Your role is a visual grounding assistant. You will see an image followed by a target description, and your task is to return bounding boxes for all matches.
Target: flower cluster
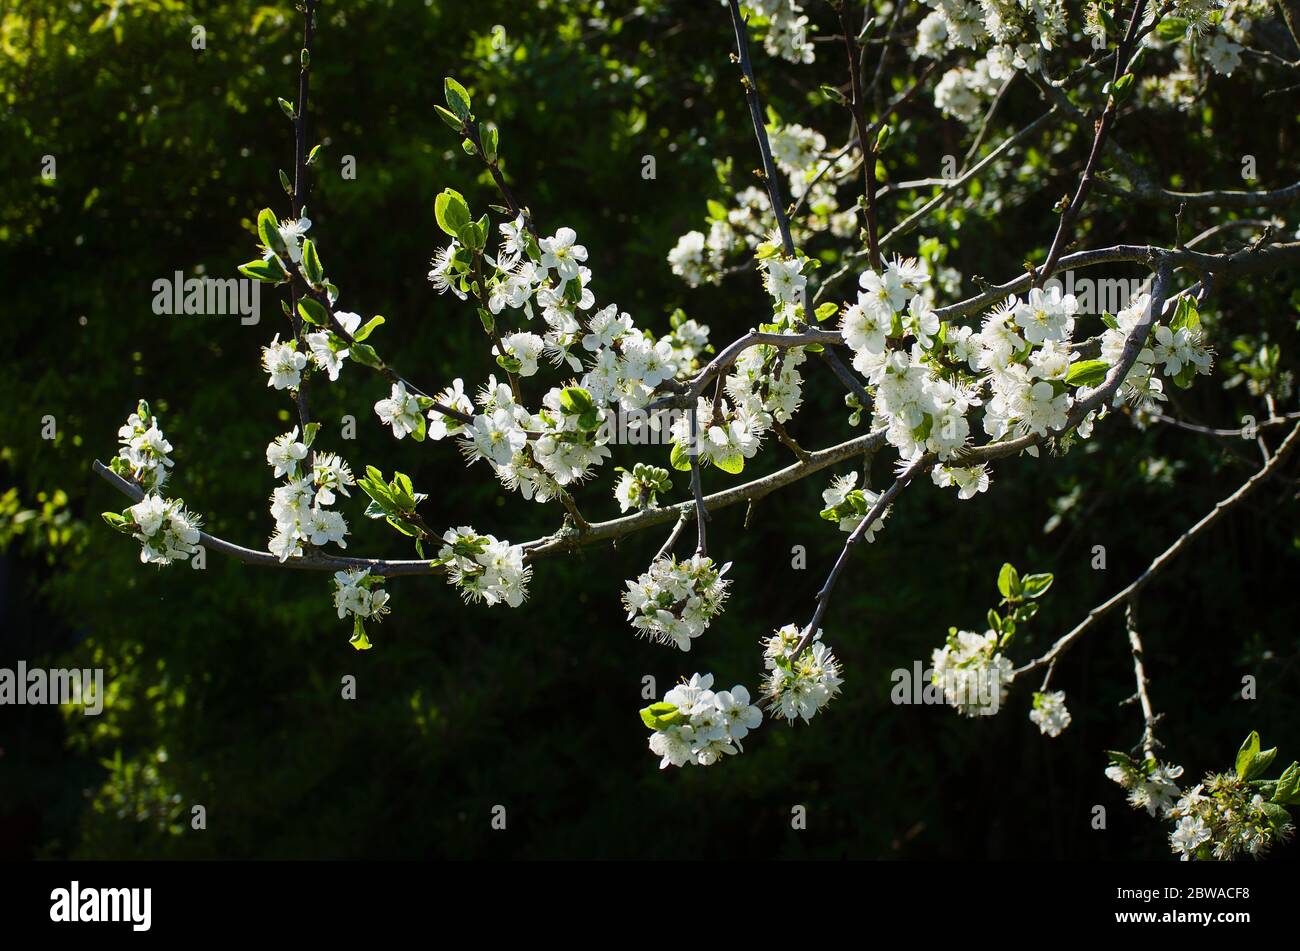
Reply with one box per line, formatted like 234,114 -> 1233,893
640,673 -> 763,768
264,425 -> 354,562
114,401 -> 174,492
1108,734 -> 1300,861
1168,773 -> 1295,861
726,342 -> 807,423
724,0 -> 816,64
436,526 -> 532,607
1029,690 -> 1071,737
623,554 -> 732,651
762,625 -> 844,723
104,404 -> 203,566
262,309 -> 368,390
820,472 -> 888,540
670,396 -> 770,475
332,568 -> 391,650
613,463 -> 673,513
930,628 -> 1014,716
668,123 -> 856,287
419,217 -> 715,507
919,1 -> 1065,121
1106,754 -> 1186,817
118,493 -> 203,566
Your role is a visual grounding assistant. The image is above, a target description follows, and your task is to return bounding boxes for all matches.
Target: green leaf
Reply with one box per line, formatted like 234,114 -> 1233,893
301,239 -> 324,286
1171,295 -> 1200,333
434,188 -> 472,240
1236,731 -> 1262,780
814,302 -> 839,323
639,702 -> 681,730
479,122 -> 499,163
1273,762 -> 1300,804
306,144 -> 323,166
352,315 -> 385,342
238,258 -> 288,283
390,472 -> 416,509
444,77 -> 472,120
277,97 -> 296,120
1020,572 -> 1054,599
257,208 -> 287,257
434,105 -> 463,131
559,386 -> 594,415
996,563 -> 1020,600
1247,746 -> 1278,781
386,515 -> 417,536
302,422 -> 321,447
348,343 -> 382,369
1065,359 -> 1109,388
101,512 -> 130,531
669,441 -> 693,472
1155,17 -> 1188,40
712,451 -> 744,475
349,618 -> 373,651
706,199 -> 728,221
279,168 -> 293,196
297,298 -> 329,327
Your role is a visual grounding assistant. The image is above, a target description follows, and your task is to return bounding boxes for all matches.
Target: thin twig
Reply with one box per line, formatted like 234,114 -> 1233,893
1017,420 -> 1300,676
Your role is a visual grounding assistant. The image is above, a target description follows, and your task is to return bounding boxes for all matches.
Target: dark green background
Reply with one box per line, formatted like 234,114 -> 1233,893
1,0 -> 1297,859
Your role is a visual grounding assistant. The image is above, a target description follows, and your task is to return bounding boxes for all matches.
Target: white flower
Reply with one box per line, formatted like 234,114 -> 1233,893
428,242 -> 467,299
931,463 -> 991,499
500,331 -> 546,377
904,294 -> 939,347
467,408 -> 528,466
1151,324 -> 1213,377
428,379 -> 474,440
582,304 -> 634,352
374,381 -> 424,440
840,301 -> 889,355
1171,815 -> 1211,860
262,335 -> 308,390
714,686 -> 762,741
126,493 -> 202,566
648,724 -> 697,769
859,267 -> 909,315
539,226 -> 588,285
305,311 -> 362,381
266,427 -> 309,478
1013,286 -> 1077,344
1029,690 -> 1072,737
116,408 -> 175,491
276,217 -> 311,263
497,214 -> 528,267
643,672 -> 762,768
668,231 -> 708,287
762,625 -> 844,723
762,256 -> 807,306
438,526 -> 532,607
623,555 -> 732,651
931,629 -> 1014,716
1204,33 -> 1242,76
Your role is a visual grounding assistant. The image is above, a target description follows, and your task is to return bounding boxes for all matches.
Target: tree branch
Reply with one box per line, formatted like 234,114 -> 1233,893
1016,419 -> 1300,676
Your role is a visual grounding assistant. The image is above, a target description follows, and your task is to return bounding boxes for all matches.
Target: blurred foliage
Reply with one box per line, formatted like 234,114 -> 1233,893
0,0 -> 1297,860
